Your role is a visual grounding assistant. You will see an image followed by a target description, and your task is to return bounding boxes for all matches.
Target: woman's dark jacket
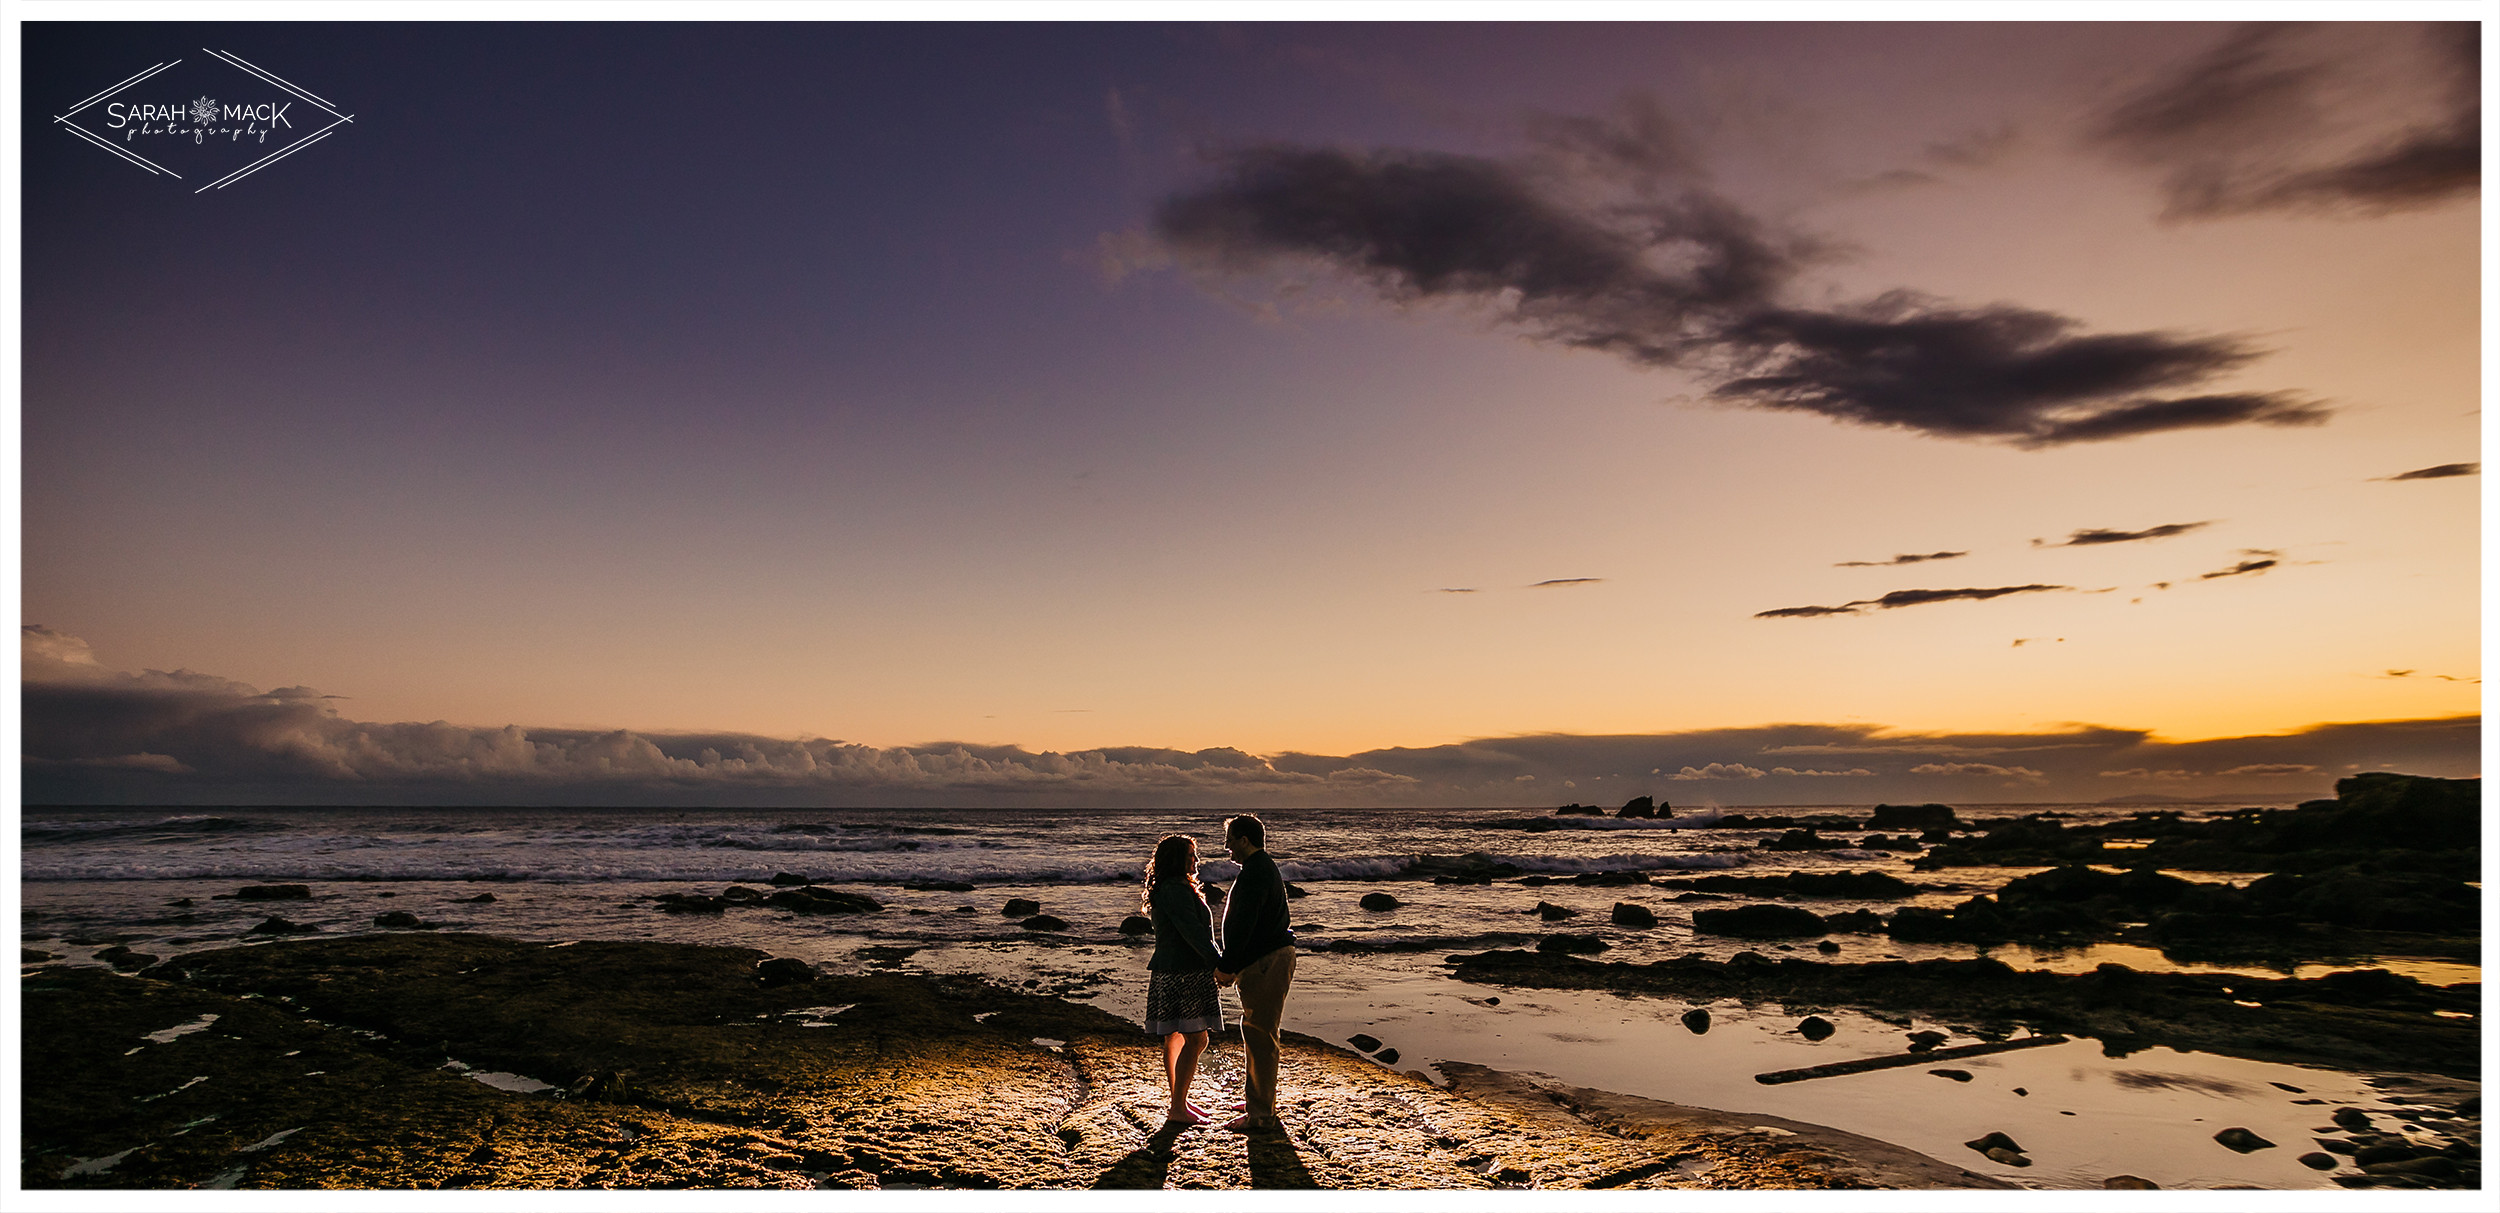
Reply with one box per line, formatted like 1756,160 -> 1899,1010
1146,878 -> 1222,972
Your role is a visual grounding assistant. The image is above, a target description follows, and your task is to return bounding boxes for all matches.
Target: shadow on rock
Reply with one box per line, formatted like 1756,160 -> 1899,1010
1090,1122 -> 1185,1189
1246,1126 -> 1319,1189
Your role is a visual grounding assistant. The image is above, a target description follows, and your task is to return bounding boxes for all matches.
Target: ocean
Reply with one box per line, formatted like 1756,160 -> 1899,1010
19,801 -> 2476,1191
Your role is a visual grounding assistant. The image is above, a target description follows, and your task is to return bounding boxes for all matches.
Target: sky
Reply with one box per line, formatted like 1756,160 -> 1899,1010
14,13 -> 2485,807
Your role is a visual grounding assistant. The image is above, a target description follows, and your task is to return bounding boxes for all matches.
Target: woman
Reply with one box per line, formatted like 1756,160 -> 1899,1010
1141,833 -> 1225,1127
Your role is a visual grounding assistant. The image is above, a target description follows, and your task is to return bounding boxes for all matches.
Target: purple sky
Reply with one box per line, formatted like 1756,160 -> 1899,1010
19,18 -> 2482,806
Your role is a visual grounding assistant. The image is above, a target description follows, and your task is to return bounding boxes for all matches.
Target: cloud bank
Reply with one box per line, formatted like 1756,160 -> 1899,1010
21,629 -> 2474,808
2037,522 -> 2211,547
1835,551 -> 1967,568
1151,105 -> 2325,448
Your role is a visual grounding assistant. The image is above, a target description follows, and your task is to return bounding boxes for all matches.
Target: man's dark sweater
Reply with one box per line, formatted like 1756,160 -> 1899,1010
1218,849 -> 1294,972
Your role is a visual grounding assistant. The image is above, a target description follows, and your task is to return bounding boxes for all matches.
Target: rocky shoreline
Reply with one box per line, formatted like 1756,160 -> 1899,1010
22,933 -> 2007,1190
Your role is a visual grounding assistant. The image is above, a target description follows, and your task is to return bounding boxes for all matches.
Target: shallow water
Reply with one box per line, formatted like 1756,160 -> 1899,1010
20,802 -> 2479,1191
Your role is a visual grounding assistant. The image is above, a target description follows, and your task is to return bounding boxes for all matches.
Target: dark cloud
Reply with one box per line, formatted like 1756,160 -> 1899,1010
25,631 -> 2478,808
2037,521 -> 2211,547
1153,118 -> 2322,448
2090,23 -> 2480,219
1438,587 -> 1479,594
1835,551 -> 1967,568
1756,584 -> 2070,618
1530,577 -> 1603,588
2383,461 -> 2479,481
2200,558 -> 2278,580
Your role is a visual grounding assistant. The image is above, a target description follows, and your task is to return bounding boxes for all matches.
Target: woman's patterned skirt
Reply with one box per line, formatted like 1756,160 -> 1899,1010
1142,969 -> 1224,1035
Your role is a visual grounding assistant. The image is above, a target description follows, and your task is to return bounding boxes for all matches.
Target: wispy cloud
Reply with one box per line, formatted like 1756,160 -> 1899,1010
2381,461 -> 2479,481
1912,762 -> 2047,781
1835,550 -> 1967,568
2200,558 -> 2278,580
1755,584 -> 2070,619
1529,578 -> 1603,588
2088,23 -> 2479,220
2036,521 -> 2211,547
1152,99 -> 2324,448
1669,762 -> 1766,780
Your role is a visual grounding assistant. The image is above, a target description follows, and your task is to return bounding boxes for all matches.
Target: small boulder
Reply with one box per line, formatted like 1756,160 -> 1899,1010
22,948 -> 59,963
766,887 -> 883,915
1609,902 -> 1657,927
1930,1069 -> 1974,1082
655,893 -> 727,914
228,884 -> 312,901
903,879 -> 974,892
455,892 -> 496,904
2213,1127 -> 2277,1153
1359,892 -> 1400,911
1680,1007 -> 1710,1034
2298,1153 -> 2339,1171
1518,876 -> 1552,888
2103,1176 -> 2159,1189
1907,1030 -> 1949,1052
1797,1016 -> 1835,1041
373,911 -> 423,928
1375,1047 -> 1399,1065
1815,940 -> 1840,954
1020,914 -> 1068,931
1118,915 -> 1154,935
768,872 -> 812,887
95,946 -> 157,971
1002,898 -> 1042,917
247,915 -> 313,934
1348,1034 -> 1382,1052
754,957 -> 817,986
1965,1131 -> 2025,1156
1285,883 -> 1309,899
1533,901 -> 1578,921
2331,1107 -> 2374,1131
1984,1147 -> 2031,1167
720,886 -> 764,904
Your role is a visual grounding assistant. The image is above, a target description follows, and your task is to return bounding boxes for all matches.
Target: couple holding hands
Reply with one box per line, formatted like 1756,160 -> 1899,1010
1140,814 -> 1295,1134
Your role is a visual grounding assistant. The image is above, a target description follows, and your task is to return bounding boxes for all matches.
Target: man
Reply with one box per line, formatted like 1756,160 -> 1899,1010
1213,813 -> 1294,1133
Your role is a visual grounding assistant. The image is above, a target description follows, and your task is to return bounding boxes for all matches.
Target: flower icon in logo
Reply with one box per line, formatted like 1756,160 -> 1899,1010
189,96 -> 219,127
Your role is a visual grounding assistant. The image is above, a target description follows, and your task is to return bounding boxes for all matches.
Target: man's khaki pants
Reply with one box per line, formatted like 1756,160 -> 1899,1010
1234,946 -> 1296,1119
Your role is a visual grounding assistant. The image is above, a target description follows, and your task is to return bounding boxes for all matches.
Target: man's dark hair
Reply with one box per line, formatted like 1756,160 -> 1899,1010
1224,814 -> 1265,848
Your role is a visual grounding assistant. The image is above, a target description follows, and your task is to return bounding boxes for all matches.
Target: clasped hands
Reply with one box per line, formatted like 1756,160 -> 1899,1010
1214,970 -> 1237,987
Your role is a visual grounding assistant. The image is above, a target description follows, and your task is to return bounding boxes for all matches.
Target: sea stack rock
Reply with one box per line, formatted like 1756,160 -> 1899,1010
1617,796 -> 1657,819
1001,898 -> 1042,917
1610,902 -> 1657,927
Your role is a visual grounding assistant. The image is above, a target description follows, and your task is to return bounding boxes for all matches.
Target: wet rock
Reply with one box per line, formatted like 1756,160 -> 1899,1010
1929,1069 -> 1974,1082
1815,940 -> 1840,954
2103,1175 -> 2159,1189
902,880 -> 974,892
1536,934 -> 1606,954
768,873 -> 812,887
1000,898 -> 1042,918
1726,950 -> 1775,970
1983,1147 -> 2030,1166
1758,829 -> 1841,852
2213,1127 -> 2276,1153
2271,1081 -> 2306,1093
1653,871 -> 1923,900
2332,1107 -> 2374,1131
2298,1152 -> 2339,1170
1285,883 -> 1308,899
765,888 -> 883,915
1868,803 -> 1962,831
1533,901 -> 1578,921
1819,909 -> 1885,933
454,893 -> 496,904
95,946 -> 157,971
247,916 -> 313,935
754,957 -> 816,987
2012,1088 -> 2027,1096
166,898 -> 195,908
1348,1034 -> 1382,1052
720,886 -> 764,904
1964,1131 -> 2025,1156
1906,1030 -> 1948,1052
655,894 -> 727,914
1680,1007 -> 1710,1034
2315,1138 -> 2358,1156
2363,1155 -> 2459,1179
1796,1016 -> 1835,1041
1360,893 -> 1401,912
1118,915 -> 1153,935
1519,876 -> 1552,888
1375,1047 -> 1399,1065
1018,915 -> 1068,932
22,948 -> 59,963
373,912 -> 423,928
1691,904 -> 1827,938
1610,903 -> 1656,927
2353,1141 -> 2423,1166
224,884 -> 312,901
